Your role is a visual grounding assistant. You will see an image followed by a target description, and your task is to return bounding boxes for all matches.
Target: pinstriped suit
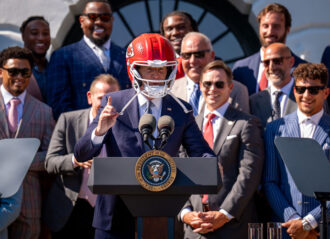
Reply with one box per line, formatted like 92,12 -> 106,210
263,111 -> 330,238
0,91 -> 55,238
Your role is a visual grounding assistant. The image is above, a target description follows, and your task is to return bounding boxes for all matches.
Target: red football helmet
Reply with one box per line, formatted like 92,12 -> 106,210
126,33 -> 177,98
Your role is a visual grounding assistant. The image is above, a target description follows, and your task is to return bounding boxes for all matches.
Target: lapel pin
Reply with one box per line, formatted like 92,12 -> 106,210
167,107 -> 172,111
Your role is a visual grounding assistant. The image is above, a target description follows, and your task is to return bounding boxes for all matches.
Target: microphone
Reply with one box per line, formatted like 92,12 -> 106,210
138,114 -> 156,150
157,115 -> 175,150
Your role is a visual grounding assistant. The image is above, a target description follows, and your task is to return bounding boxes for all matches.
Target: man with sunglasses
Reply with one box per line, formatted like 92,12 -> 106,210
47,0 -> 131,120
232,3 -> 306,96
263,63 -> 330,239
0,46 -> 54,239
171,32 -> 250,116
180,60 -> 264,239
250,43 -> 298,128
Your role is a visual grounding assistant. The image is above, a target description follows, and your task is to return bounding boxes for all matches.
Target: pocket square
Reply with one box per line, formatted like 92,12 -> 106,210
226,135 -> 237,140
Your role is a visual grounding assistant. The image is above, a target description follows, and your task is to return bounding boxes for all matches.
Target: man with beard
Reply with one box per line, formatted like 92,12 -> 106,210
250,43 -> 297,128
20,16 -> 51,101
47,0 -> 131,119
232,3 -> 306,95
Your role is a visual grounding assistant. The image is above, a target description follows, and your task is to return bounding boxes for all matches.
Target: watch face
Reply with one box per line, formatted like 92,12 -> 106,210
303,220 -> 312,231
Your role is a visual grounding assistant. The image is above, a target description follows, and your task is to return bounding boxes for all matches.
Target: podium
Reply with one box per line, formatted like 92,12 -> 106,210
88,156 -> 221,238
275,137 -> 330,239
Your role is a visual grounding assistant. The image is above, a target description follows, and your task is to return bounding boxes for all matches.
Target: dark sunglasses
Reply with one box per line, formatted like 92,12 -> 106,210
294,85 -> 326,95
81,13 -> 112,22
1,67 -> 32,78
202,81 -> 225,89
181,49 -> 210,60
262,56 -> 291,67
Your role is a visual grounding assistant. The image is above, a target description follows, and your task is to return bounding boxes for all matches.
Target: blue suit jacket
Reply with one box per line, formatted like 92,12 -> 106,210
46,39 -> 131,119
263,112 -> 330,237
321,46 -> 330,106
232,51 -> 306,95
74,88 -> 215,236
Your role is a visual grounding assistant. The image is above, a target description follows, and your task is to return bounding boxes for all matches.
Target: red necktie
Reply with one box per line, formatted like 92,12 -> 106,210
203,113 -> 216,149
259,70 -> 268,91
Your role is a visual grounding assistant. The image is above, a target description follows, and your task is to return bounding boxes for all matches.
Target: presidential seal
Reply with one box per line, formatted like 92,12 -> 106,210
135,150 -> 176,192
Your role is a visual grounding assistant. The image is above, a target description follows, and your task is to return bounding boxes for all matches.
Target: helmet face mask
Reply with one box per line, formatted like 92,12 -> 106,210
126,34 -> 178,98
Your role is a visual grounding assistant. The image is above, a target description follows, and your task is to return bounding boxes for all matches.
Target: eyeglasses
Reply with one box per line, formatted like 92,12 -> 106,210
262,56 -> 291,67
1,67 -> 32,78
294,85 -> 326,95
81,13 -> 112,22
181,49 -> 210,60
202,81 -> 225,89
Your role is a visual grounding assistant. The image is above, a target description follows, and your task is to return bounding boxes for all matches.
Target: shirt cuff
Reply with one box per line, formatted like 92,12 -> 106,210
91,128 -> 105,145
181,207 -> 192,221
304,214 -> 318,229
219,209 -> 234,220
72,155 -> 79,168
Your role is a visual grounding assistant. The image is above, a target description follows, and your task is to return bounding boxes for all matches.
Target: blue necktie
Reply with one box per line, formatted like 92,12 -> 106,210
190,83 -> 201,116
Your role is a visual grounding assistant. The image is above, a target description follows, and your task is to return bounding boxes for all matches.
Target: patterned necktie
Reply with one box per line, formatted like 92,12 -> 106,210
190,83 -> 201,116
259,70 -> 268,91
272,91 -> 283,120
96,46 -> 109,71
203,113 -> 216,149
8,98 -> 21,133
144,100 -> 154,150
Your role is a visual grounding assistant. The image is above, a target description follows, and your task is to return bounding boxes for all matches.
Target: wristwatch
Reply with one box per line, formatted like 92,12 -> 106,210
302,218 -> 313,231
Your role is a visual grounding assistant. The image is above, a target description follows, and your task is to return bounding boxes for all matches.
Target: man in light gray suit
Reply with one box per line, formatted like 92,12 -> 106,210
171,32 -> 250,115
250,43 -> 297,128
44,74 -> 119,238
180,60 -> 264,238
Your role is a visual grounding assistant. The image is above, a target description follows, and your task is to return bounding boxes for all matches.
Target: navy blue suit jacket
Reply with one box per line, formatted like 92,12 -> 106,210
46,39 -> 131,119
321,45 -> 330,106
74,88 -> 215,236
263,112 -> 330,238
232,51 -> 306,95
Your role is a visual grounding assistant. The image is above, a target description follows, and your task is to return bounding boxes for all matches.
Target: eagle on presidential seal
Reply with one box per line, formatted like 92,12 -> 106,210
147,162 -> 166,182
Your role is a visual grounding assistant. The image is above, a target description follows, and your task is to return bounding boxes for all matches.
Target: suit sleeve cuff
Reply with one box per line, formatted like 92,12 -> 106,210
304,214 -> 318,229
91,129 -> 105,145
219,209 -> 234,220
287,214 -> 301,221
181,207 -> 192,221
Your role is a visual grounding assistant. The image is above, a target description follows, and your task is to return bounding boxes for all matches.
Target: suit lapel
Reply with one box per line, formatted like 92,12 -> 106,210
284,113 -> 300,138
78,108 -> 90,135
79,40 -> 104,72
284,87 -> 297,115
0,92 -> 10,138
262,88 -> 273,123
213,106 -> 236,155
16,94 -> 36,138
313,114 -> 330,146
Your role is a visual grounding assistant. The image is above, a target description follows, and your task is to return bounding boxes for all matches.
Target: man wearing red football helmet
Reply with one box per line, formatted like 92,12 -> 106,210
74,33 -> 215,239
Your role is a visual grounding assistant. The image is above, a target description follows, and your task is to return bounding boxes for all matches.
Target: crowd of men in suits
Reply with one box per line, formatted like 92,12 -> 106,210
0,0 -> 329,239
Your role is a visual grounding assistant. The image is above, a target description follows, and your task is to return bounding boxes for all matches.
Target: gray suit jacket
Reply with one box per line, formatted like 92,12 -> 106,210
181,106 -> 264,239
171,76 -> 250,114
249,87 -> 297,128
44,108 -> 90,232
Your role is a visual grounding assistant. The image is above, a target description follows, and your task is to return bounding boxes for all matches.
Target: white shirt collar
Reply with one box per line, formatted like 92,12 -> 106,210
260,48 -> 265,61
83,35 -> 111,51
270,77 -> 294,96
186,75 -> 198,88
137,93 -> 162,109
297,108 -> 324,125
204,101 -> 230,119
1,85 -> 26,105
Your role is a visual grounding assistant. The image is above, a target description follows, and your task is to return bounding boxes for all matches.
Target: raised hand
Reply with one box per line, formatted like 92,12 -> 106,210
95,96 -> 119,136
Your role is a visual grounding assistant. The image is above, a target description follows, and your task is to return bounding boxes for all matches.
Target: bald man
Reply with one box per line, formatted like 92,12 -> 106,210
250,43 -> 297,128
171,32 -> 250,115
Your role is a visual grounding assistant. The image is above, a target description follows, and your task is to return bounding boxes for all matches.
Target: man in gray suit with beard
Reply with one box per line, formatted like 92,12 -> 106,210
44,74 -> 119,238
180,60 -> 264,238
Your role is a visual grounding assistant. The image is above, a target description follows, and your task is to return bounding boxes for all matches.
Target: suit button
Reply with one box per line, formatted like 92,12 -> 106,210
82,82 -> 86,87
297,201 -> 302,205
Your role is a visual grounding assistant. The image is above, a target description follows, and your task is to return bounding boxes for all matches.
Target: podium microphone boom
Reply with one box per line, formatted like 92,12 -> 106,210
158,115 -> 175,150
138,114 -> 156,145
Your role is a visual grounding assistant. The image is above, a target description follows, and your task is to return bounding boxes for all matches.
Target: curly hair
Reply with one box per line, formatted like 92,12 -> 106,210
0,46 -> 33,68
293,63 -> 328,86
160,11 -> 198,35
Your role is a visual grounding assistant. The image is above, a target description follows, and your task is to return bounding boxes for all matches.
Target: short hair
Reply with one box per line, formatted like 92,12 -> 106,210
181,32 -> 213,52
20,16 -> 49,34
257,3 -> 291,29
90,73 -> 120,92
0,46 -> 33,68
160,11 -> 198,35
83,0 -> 112,13
201,60 -> 233,85
293,63 -> 328,86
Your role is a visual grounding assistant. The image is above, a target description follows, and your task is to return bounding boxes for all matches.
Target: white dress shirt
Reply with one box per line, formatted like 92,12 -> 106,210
83,35 -> 111,68
1,85 -> 26,125
270,78 -> 294,117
